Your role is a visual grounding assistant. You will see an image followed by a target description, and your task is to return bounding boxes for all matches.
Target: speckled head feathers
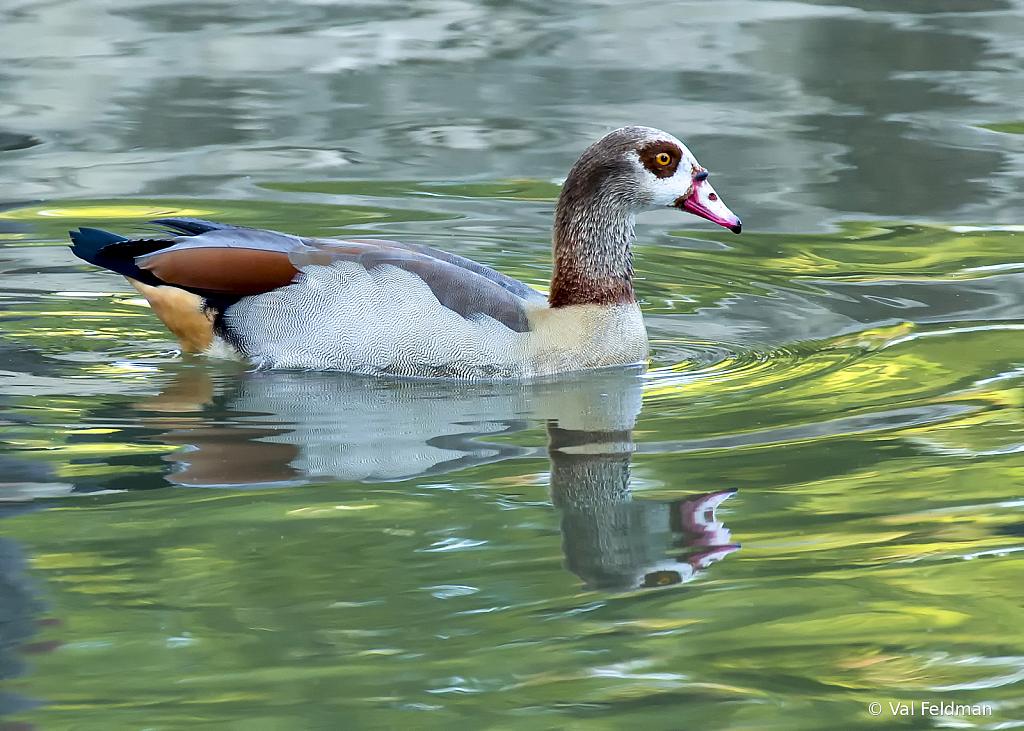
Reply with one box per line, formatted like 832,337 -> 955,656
550,127 -> 701,308
560,127 -> 702,210
549,127 -> 740,308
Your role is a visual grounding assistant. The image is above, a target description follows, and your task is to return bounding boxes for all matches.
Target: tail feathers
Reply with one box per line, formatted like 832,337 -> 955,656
68,227 -> 128,260
68,227 -> 166,286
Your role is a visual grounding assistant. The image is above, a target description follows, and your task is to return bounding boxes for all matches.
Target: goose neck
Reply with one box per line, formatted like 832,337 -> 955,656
548,194 -> 636,308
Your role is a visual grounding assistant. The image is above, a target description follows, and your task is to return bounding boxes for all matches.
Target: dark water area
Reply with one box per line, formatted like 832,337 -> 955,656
2,1 -> 1024,729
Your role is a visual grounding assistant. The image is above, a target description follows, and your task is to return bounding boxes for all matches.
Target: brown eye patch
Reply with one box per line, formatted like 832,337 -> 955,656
638,141 -> 681,179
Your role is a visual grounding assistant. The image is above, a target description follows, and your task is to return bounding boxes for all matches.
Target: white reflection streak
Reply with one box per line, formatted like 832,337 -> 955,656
881,324 -> 1024,351
417,538 -> 487,552
932,668 -> 1024,692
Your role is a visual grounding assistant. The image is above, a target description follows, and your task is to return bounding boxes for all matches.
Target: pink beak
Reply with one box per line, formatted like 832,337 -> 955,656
677,178 -> 742,233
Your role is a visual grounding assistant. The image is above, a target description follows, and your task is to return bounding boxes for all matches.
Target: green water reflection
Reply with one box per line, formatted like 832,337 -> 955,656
5,0 -> 1024,725
1,194 -> 1024,729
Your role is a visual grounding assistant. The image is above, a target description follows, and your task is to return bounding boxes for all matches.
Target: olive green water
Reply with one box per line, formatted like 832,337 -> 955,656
3,1 -> 1024,729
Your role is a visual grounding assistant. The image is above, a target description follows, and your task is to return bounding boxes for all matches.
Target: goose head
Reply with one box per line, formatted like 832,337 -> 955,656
550,126 -> 741,308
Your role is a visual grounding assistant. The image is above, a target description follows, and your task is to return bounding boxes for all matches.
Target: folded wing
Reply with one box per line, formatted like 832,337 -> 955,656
72,217 -> 544,333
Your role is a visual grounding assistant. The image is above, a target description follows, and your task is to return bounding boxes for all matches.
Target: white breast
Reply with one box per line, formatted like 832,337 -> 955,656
524,301 -> 649,375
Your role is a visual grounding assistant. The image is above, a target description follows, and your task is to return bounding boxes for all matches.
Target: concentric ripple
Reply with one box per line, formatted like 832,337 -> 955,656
644,335 -> 867,406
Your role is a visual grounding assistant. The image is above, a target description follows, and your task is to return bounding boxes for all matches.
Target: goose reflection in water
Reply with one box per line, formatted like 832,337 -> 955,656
134,366 -> 739,591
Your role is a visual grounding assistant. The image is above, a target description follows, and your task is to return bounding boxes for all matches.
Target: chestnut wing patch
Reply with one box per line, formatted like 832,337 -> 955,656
135,227 -> 310,296
139,247 -> 300,296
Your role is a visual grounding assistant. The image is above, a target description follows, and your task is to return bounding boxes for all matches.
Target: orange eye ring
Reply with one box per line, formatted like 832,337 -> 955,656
654,152 -> 672,166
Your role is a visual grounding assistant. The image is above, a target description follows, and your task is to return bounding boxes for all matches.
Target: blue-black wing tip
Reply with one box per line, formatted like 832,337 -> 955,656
150,217 -> 243,235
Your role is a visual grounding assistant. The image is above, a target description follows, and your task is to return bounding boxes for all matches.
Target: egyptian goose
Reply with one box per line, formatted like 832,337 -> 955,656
69,126 -> 741,378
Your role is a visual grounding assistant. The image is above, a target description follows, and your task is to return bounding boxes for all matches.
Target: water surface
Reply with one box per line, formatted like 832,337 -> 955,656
2,1 -> 1024,729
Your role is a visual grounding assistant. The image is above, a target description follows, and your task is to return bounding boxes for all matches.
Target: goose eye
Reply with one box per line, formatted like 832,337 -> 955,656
655,152 -> 672,166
